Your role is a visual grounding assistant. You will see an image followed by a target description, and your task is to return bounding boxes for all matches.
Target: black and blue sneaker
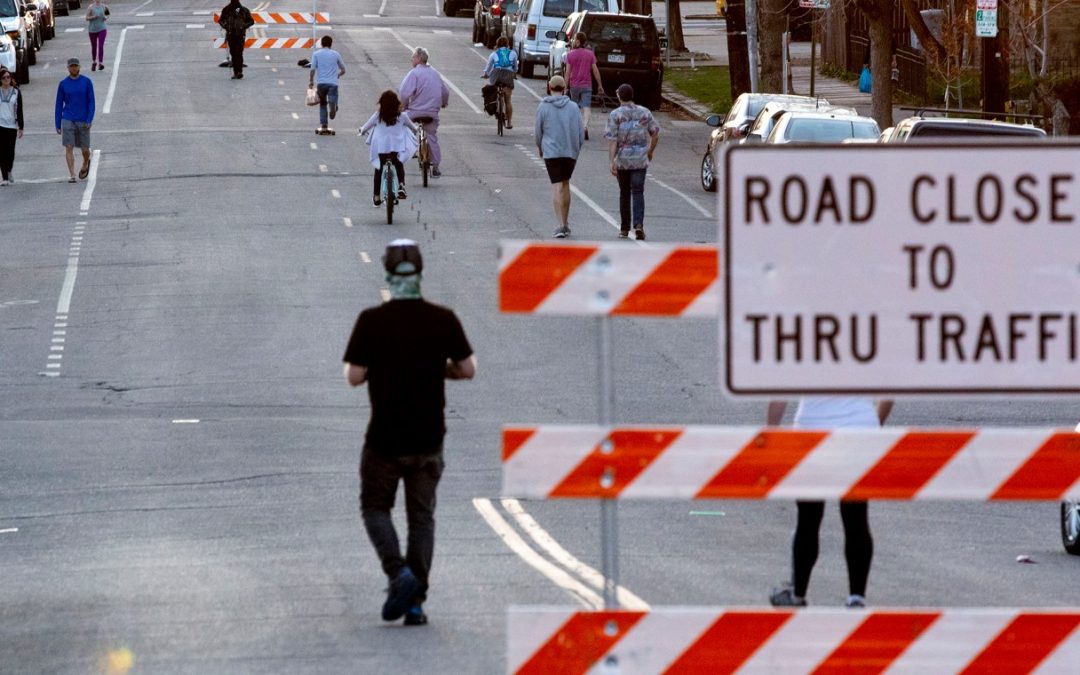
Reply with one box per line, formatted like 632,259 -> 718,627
382,567 -> 420,622
403,604 -> 427,626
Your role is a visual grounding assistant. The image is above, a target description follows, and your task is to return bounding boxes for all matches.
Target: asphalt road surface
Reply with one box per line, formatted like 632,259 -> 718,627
2,1 -> 1078,673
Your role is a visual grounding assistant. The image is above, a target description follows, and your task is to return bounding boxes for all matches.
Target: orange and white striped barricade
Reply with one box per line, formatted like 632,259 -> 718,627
498,240 -> 719,317
508,607 -> 1080,674
501,425 -> 1080,501
213,37 -> 317,49
213,12 -> 330,23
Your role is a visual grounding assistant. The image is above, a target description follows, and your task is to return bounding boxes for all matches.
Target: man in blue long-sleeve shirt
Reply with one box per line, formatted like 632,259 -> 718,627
55,57 -> 95,183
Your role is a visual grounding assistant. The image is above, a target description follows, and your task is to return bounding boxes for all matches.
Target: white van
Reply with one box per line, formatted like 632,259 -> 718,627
511,0 -> 618,79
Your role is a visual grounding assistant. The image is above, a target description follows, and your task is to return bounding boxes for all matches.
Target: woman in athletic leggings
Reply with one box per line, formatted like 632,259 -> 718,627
768,397 -> 893,608
85,1 -> 109,72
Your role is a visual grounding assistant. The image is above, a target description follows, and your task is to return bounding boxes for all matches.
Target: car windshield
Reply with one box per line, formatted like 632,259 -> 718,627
786,118 -> 879,142
0,0 -> 18,17
589,20 -> 650,44
543,0 -> 575,17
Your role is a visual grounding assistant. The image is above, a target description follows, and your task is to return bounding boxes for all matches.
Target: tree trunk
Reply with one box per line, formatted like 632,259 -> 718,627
901,0 -> 946,66
757,0 -> 786,92
668,0 -> 686,52
853,0 -> 895,129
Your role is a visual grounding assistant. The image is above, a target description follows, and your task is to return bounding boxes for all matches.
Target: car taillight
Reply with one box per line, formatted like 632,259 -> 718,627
492,4 -> 502,16
527,24 -> 536,40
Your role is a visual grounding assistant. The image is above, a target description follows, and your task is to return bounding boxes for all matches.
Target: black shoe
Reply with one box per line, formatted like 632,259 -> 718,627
382,568 -> 420,622
373,196 -> 382,207
98,63 -> 105,71
330,105 -> 337,120
397,188 -> 407,200
403,604 -> 428,626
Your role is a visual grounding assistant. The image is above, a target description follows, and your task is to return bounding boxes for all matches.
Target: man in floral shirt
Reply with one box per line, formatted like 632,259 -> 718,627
604,83 -> 660,240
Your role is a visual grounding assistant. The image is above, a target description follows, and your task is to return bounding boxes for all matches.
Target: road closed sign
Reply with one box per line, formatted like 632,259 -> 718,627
722,142 -> 1080,396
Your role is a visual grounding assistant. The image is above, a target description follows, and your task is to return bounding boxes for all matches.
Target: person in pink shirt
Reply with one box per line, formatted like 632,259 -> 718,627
399,47 -> 450,177
563,32 -> 604,140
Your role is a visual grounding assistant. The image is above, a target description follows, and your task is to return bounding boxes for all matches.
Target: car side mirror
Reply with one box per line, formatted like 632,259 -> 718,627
556,31 -> 567,42
743,133 -> 763,144
738,121 -> 752,136
705,114 -> 722,127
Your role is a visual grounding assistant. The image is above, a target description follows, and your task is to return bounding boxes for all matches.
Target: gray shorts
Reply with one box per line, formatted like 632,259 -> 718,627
490,67 -> 515,89
61,119 -> 91,149
569,87 -> 592,107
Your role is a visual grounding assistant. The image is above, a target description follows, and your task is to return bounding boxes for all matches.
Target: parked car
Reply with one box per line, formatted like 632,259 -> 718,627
475,0 -> 518,48
0,32 -> 15,74
1063,500 -> 1080,555
743,101 -> 854,144
883,115 -> 1047,141
548,11 -> 663,109
443,0 -> 472,16
53,0 -> 78,16
20,0 -> 41,54
765,110 -> 881,144
34,0 -> 51,41
700,94 -> 829,192
512,0 -> 617,79
0,0 -> 32,82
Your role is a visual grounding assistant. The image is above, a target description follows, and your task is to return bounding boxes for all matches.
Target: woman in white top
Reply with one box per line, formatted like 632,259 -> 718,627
767,396 -> 894,609
0,69 -> 24,185
360,90 -> 418,207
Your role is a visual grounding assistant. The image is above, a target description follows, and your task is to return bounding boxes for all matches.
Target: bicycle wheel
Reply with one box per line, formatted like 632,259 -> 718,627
420,136 -> 429,188
496,104 -> 504,136
385,163 -> 395,225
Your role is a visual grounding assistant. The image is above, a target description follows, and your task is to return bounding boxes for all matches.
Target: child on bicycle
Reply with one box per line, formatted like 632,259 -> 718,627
481,37 -> 517,129
360,89 -> 418,206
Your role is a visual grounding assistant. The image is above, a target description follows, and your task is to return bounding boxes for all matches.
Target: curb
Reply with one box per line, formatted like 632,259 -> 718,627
661,85 -> 712,120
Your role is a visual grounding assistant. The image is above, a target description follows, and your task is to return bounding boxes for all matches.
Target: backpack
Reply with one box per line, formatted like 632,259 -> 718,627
494,48 -> 513,70
481,84 -> 498,116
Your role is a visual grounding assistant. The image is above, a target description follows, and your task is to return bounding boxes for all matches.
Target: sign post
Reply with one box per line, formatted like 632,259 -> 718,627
722,143 -> 1080,396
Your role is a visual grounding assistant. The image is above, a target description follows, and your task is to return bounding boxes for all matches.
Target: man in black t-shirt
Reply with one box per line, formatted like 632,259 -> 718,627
343,239 -> 475,626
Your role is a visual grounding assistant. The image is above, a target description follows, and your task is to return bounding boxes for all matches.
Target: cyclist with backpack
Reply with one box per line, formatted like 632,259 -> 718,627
481,37 -> 517,129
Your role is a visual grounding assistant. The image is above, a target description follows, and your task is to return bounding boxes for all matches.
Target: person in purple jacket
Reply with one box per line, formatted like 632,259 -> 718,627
55,58 -> 96,184
399,47 -> 449,178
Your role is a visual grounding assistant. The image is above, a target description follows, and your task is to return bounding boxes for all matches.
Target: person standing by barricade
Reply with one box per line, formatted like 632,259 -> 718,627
55,58 -> 95,184
767,397 -> 894,609
84,0 -> 109,72
343,239 -> 476,627
399,47 -> 449,178
605,83 -> 659,241
534,75 -> 583,239
0,68 -> 24,185
563,32 -> 603,140
218,0 -> 254,80
309,35 -> 346,134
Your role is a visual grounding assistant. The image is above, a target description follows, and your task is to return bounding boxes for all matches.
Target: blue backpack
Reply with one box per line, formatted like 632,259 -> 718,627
495,48 -> 513,70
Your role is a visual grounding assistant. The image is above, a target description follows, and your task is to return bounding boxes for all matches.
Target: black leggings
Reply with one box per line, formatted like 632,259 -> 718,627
373,153 -> 405,196
0,127 -> 16,179
791,500 -> 872,597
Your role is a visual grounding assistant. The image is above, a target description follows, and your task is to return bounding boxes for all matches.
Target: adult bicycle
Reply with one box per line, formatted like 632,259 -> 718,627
412,116 -> 432,187
494,83 -> 508,136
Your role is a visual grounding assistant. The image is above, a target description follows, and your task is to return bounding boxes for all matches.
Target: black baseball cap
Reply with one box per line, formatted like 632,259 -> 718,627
383,239 -> 423,276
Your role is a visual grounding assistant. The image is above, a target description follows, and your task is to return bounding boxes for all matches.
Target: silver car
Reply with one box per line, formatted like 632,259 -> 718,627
765,110 -> 881,144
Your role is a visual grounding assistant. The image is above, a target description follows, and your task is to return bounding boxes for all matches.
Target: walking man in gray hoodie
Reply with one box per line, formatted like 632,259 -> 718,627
534,75 -> 584,238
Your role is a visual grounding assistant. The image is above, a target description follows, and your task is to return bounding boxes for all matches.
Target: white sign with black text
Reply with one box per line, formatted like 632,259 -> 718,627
722,143 -> 1080,396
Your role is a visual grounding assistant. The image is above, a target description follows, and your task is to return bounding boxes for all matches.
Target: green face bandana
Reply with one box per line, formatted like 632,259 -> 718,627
386,273 -> 422,300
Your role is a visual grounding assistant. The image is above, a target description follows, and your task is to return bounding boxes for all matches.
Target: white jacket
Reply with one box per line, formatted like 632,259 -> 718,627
360,111 -> 418,169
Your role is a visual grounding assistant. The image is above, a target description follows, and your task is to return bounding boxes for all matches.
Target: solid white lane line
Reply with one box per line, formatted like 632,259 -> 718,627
0,528 -> 17,534
56,257 -> 79,315
131,0 -> 154,13
648,174 -> 712,218
104,26 -> 144,114
378,0 -> 389,15
473,498 -> 603,609
186,24 -> 204,28
79,149 -> 101,212
502,499 -> 650,609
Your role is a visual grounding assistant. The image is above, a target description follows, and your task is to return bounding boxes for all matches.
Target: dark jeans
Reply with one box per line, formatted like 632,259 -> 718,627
316,83 -> 338,127
373,153 -> 405,196
616,168 -> 647,231
0,127 -> 16,179
360,447 -> 444,601
226,33 -> 245,75
791,500 -> 872,597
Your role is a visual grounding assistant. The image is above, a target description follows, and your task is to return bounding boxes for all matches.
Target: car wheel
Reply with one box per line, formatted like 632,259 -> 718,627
27,41 -> 37,66
1062,501 -> 1080,555
57,4 -> 69,16
701,150 -> 716,192
645,88 -> 662,111
521,60 -> 533,79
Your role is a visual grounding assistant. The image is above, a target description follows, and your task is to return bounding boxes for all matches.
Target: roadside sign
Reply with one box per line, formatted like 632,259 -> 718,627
722,143 -> 1080,396
976,8 -> 998,37
799,0 -> 830,7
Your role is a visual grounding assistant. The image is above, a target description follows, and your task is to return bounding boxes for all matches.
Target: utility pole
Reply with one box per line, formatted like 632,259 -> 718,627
978,0 -> 1007,115
726,1 -> 752,99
